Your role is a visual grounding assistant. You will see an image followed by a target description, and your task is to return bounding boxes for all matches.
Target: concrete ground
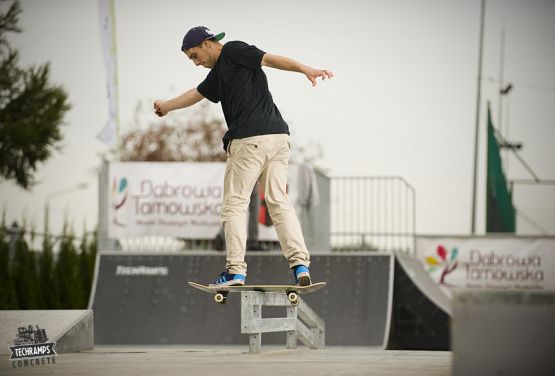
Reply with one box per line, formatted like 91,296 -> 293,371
2,346 -> 452,376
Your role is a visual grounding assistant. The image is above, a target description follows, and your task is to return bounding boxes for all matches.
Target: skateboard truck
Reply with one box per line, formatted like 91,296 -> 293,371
214,292 -> 228,304
214,290 -> 298,306
287,291 -> 299,306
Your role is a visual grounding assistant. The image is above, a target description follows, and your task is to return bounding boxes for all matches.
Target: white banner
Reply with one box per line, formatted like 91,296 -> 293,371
416,236 -> 555,291
108,162 -> 312,240
97,0 -> 118,146
109,162 -> 225,238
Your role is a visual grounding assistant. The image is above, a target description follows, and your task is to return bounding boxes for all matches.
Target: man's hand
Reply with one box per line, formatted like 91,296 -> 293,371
153,89 -> 204,117
153,100 -> 167,117
261,53 -> 333,87
305,68 -> 334,87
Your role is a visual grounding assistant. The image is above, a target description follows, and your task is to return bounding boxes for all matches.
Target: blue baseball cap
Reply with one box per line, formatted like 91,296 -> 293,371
181,26 -> 225,52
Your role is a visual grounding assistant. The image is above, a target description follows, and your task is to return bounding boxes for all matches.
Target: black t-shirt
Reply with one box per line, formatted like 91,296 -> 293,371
197,41 -> 289,150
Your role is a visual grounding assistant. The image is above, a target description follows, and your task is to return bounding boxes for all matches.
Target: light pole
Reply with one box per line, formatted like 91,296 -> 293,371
44,182 -> 89,233
471,0 -> 486,234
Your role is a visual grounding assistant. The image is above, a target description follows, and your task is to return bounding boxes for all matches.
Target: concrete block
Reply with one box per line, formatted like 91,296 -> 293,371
0,310 -> 94,354
452,289 -> 555,376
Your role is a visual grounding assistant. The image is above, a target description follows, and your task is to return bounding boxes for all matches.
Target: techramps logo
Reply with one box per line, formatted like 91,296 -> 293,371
112,177 -> 129,227
8,325 -> 57,369
425,245 -> 459,286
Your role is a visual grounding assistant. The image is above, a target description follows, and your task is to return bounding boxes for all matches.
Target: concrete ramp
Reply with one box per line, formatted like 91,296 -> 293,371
91,252 -> 391,346
396,253 -> 451,315
0,310 -> 93,354
90,252 -> 450,349
385,253 -> 451,350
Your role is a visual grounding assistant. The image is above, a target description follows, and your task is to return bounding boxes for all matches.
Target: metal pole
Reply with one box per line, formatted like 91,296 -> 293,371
498,28 -> 510,174
497,29 -> 505,138
44,202 -> 49,233
44,183 -> 88,235
471,0 -> 486,234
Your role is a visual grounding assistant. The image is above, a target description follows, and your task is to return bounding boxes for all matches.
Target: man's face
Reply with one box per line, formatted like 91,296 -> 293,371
185,41 -> 213,69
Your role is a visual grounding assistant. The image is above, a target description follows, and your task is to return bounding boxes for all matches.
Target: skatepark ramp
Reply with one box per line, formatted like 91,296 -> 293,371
385,253 -> 450,350
90,252 -> 450,349
0,310 -> 94,354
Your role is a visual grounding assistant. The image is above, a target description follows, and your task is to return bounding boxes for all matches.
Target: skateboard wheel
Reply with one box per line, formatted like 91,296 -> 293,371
287,292 -> 299,305
214,293 -> 226,304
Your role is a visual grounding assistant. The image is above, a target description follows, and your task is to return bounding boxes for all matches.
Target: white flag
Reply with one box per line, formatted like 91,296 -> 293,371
97,0 -> 118,147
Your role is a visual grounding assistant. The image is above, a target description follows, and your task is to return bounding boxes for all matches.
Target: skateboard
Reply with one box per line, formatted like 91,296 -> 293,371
188,281 -> 326,306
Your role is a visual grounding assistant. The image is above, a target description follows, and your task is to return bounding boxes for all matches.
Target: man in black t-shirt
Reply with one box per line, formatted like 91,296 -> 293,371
154,26 -> 333,287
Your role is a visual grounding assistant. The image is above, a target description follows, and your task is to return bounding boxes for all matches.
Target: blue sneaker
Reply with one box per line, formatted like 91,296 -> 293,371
209,271 -> 246,287
293,265 -> 311,286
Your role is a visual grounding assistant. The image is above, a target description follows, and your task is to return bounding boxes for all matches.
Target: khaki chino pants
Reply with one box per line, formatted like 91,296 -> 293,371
221,134 -> 310,276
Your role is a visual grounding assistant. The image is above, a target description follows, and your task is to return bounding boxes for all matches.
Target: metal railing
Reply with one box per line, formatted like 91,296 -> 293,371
0,224 -> 89,254
330,176 -> 416,254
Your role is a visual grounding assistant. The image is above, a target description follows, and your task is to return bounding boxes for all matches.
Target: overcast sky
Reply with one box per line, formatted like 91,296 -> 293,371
1,0 -> 554,239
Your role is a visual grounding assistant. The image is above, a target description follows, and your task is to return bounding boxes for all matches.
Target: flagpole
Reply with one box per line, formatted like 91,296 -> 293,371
97,0 -> 119,152
471,0 -> 486,234
111,0 -> 120,151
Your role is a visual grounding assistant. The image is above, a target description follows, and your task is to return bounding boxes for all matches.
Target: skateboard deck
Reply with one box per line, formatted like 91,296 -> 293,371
188,281 -> 326,305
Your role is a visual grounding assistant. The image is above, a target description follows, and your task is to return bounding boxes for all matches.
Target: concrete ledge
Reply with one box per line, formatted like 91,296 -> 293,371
0,310 -> 94,354
452,289 -> 555,376
55,310 -> 94,353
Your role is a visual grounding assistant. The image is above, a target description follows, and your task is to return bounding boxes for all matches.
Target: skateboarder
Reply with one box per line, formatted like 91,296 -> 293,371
153,26 -> 333,287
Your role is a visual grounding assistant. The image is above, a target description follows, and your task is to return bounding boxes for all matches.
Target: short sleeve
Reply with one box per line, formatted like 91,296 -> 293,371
225,41 -> 265,70
197,69 -> 219,103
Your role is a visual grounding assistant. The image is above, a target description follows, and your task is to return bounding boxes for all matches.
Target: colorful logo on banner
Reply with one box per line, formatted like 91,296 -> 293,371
112,177 -> 128,227
425,245 -> 459,285
8,325 -> 57,368
417,237 -> 554,290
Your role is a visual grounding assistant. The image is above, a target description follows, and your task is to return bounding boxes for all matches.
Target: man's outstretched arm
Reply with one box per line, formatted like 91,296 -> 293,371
261,53 -> 333,86
153,88 -> 204,117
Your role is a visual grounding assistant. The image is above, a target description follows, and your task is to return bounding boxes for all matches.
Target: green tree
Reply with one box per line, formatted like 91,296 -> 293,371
55,226 -> 82,308
78,231 -> 94,308
25,238 -> 44,308
87,229 -> 97,284
39,233 -> 59,308
0,215 -> 18,308
12,225 -> 40,308
0,0 -> 71,189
